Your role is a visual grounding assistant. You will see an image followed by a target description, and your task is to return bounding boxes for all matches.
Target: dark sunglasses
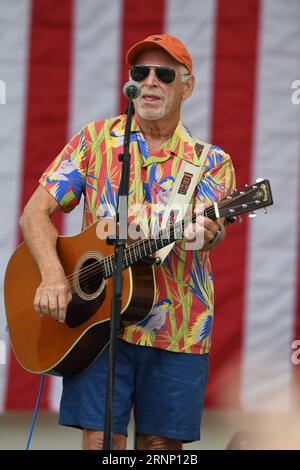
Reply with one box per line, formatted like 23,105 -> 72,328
130,64 -> 189,85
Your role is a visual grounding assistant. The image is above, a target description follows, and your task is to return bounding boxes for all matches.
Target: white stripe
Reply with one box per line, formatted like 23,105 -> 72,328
0,0 -> 31,412
242,0 -> 300,411
49,0 -> 122,410
166,0 -> 217,140
62,0 -> 122,237
48,376 -> 62,412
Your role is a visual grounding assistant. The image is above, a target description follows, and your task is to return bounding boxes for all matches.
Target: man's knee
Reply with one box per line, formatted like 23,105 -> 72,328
137,434 -> 182,450
82,429 -> 127,450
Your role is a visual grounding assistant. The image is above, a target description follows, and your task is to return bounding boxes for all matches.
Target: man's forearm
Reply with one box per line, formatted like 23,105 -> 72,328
20,210 -> 65,279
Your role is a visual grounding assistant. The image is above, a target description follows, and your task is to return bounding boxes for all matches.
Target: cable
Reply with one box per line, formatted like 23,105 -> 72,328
25,374 -> 45,450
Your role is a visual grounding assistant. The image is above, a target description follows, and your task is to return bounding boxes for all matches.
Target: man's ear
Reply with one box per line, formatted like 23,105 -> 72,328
182,75 -> 195,101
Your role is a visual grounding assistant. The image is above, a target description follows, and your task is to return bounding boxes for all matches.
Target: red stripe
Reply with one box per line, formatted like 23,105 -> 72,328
119,0 -> 166,114
206,0 -> 260,408
5,0 -> 74,409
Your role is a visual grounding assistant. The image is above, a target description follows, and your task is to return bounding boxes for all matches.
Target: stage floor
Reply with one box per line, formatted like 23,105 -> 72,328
0,409 -> 300,450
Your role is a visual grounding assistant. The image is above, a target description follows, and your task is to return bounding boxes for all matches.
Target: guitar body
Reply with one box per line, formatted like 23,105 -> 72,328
4,220 -> 156,377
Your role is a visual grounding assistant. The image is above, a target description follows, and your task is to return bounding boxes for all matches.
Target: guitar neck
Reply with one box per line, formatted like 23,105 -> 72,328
102,178 -> 273,277
103,206 -> 216,278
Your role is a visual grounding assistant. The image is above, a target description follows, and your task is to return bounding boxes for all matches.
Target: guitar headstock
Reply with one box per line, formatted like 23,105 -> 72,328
218,179 -> 273,220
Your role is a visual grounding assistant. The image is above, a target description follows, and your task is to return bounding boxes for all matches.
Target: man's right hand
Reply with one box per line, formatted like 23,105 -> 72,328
33,273 -> 72,323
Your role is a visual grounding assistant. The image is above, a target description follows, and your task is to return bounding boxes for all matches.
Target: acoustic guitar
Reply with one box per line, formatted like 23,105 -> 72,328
4,179 -> 273,377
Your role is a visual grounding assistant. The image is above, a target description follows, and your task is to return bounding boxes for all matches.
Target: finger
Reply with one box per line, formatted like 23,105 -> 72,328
203,227 -> 215,243
200,216 -> 220,234
186,222 -> 205,250
39,293 -> 50,315
184,221 -> 206,245
216,216 -> 226,225
195,214 -> 205,225
57,300 -> 66,323
194,202 -> 206,215
184,222 -> 197,240
48,293 -> 59,320
57,291 -> 70,323
33,292 -> 41,313
193,221 -> 205,243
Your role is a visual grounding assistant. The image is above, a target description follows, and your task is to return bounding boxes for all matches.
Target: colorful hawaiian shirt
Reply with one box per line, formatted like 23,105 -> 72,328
39,114 -> 235,354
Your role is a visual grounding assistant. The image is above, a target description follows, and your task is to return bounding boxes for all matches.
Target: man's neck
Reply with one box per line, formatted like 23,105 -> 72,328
136,114 -> 180,143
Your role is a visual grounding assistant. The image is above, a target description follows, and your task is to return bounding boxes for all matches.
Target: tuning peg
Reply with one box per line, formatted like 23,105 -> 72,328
264,208 -> 268,214
248,212 -> 256,218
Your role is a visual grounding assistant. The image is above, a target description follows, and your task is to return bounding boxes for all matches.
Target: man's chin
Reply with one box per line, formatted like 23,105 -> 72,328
136,108 -> 165,121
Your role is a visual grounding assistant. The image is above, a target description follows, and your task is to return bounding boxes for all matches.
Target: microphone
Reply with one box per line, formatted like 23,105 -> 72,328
123,80 -> 141,100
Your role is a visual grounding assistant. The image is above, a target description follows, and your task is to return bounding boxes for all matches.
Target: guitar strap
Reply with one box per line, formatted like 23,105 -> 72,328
155,138 -> 212,263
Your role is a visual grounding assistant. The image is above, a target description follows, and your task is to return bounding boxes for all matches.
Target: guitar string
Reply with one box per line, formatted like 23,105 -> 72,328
65,200 -> 230,285
66,190 -> 260,286
68,200 -> 260,290
66,189 -> 260,287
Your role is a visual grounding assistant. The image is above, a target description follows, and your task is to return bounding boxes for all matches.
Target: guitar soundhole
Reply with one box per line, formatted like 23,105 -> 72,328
73,251 -> 106,301
78,257 -> 103,295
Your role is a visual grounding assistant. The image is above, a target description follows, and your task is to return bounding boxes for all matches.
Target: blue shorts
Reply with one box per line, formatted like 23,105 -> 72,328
59,339 -> 209,443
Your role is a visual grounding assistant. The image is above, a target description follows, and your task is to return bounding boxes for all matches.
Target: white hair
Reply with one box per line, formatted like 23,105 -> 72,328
179,65 -> 191,83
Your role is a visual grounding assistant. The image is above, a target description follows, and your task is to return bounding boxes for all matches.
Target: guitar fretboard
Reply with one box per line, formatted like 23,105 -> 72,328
102,180 -> 273,278
103,208 -> 215,278
86,179 -> 272,280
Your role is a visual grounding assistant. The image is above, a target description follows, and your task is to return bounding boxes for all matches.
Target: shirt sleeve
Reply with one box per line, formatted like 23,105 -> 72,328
195,145 -> 236,208
39,127 -> 89,213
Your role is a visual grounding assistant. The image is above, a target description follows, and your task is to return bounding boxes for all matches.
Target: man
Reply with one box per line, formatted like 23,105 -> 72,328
20,34 -> 235,450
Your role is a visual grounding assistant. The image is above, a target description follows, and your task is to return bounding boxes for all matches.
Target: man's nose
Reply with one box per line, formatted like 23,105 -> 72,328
143,68 -> 158,87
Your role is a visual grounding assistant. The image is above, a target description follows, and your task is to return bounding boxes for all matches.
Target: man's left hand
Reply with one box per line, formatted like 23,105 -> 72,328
183,208 -> 226,251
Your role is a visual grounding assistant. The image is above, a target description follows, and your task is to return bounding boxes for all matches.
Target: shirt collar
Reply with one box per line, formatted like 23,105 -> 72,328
109,114 -> 203,166
109,114 -> 140,137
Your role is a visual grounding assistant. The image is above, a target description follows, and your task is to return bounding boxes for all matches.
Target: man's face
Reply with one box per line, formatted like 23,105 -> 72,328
131,48 -> 194,122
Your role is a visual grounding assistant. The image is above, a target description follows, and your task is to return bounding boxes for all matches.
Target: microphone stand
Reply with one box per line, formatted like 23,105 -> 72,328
103,96 -> 135,450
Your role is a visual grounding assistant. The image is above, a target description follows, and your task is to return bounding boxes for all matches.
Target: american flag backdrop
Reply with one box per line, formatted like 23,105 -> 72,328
0,0 -> 300,413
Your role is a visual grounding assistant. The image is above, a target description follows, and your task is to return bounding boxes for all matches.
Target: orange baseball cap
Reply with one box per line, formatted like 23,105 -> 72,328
126,34 -> 193,74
